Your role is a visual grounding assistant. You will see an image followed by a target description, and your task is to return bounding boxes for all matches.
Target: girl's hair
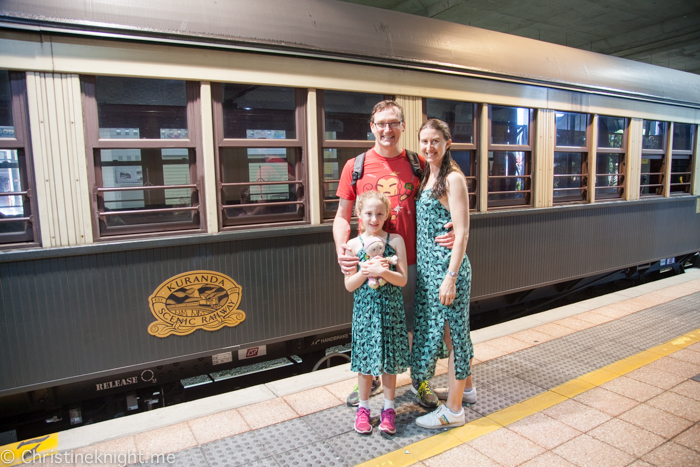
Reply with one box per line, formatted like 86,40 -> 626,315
417,118 -> 464,200
355,190 -> 391,232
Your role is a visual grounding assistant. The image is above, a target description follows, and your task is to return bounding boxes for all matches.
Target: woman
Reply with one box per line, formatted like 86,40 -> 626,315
411,119 -> 475,429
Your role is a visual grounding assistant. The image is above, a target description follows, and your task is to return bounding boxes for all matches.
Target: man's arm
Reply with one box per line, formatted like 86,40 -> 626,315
333,198 -> 359,274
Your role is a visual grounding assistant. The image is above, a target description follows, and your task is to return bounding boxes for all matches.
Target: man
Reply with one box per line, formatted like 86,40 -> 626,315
333,100 -> 454,408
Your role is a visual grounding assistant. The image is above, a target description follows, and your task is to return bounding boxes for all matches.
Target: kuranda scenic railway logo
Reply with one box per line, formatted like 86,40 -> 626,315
148,271 -> 246,337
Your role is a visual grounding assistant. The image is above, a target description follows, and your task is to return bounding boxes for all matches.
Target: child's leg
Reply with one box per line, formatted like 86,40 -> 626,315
381,373 -> 396,408
444,321 -> 466,413
357,373 -> 374,408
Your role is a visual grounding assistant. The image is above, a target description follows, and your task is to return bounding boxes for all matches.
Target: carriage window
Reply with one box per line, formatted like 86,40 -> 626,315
596,116 -> 627,199
321,90 -> 385,218
488,105 -> 532,208
0,70 -> 38,247
670,123 -> 695,194
640,120 -> 667,197
82,76 -> 202,237
214,84 -> 305,227
554,112 -> 588,203
427,99 -> 477,209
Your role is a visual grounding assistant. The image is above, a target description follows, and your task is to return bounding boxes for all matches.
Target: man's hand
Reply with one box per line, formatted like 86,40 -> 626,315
435,221 -> 455,249
337,243 -> 359,275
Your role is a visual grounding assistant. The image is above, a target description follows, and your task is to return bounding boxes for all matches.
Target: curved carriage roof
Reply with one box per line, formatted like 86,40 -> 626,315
2,0 -> 700,107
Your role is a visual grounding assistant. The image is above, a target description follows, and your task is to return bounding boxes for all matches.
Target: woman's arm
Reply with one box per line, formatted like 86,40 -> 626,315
344,238 -> 367,292
440,172 -> 470,305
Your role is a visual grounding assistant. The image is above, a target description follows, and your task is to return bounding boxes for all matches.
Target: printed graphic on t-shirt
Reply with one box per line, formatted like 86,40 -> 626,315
362,172 -> 414,231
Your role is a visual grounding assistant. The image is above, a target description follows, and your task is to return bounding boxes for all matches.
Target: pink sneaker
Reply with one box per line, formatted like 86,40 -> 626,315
379,408 -> 396,434
354,407 -> 372,434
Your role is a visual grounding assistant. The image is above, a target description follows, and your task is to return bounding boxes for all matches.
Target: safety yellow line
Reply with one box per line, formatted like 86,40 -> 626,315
356,328 -> 700,467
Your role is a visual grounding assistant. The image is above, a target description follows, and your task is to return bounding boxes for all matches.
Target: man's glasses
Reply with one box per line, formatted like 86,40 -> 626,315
372,121 -> 403,129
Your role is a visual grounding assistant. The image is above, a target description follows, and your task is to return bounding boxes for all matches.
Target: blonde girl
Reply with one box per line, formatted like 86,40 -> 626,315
344,190 -> 409,435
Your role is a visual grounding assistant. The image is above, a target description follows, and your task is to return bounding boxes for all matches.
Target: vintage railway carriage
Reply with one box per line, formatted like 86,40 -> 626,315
0,0 -> 699,424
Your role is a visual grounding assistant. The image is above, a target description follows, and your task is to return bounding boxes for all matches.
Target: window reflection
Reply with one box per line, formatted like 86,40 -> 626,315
554,152 -> 586,200
96,76 -> 188,140
488,151 -> 530,203
452,150 -> 477,209
670,156 -> 691,188
642,120 -> 666,150
491,106 -> 529,145
0,70 -> 13,134
598,116 -> 626,148
222,85 -> 296,139
596,152 -> 625,198
673,123 -> 694,151
427,99 -> 474,144
555,112 -> 587,147
220,147 -> 302,222
0,149 -> 25,217
324,91 -> 381,141
670,123 -> 694,194
98,148 -> 196,227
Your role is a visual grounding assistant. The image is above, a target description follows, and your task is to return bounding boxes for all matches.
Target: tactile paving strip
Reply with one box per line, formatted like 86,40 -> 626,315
481,375 -> 546,404
157,291 -> 699,466
274,440 -> 349,467
201,430 -> 271,466
327,429 -> 403,465
303,404 -> 357,439
254,418 -> 321,456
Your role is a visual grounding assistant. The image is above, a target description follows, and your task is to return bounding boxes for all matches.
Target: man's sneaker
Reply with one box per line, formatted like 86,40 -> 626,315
415,404 -> 465,429
347,378 -> 382,407
378,408 -> 396,434
410,380 -> 439,408
354,407 -> 372,434
434,386 -> 477,405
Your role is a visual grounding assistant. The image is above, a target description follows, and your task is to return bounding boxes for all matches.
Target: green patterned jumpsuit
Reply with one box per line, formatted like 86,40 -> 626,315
350,234 -> 410,376
411,189 -> 474,381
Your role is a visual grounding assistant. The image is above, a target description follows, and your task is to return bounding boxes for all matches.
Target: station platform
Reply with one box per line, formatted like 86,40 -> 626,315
4,269 -> 700,467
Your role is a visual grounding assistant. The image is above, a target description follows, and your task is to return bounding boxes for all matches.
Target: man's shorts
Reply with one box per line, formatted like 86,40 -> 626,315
402,264 -> 417,332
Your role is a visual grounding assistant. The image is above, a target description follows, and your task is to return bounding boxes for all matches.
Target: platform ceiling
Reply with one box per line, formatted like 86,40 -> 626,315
339,0 -> 700,75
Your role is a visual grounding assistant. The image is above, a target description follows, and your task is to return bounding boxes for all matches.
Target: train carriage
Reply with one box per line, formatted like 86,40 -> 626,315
0,0 -> 699,434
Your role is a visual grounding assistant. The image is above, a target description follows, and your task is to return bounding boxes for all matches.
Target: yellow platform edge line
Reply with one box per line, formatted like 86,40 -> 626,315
355,327 -> 700,467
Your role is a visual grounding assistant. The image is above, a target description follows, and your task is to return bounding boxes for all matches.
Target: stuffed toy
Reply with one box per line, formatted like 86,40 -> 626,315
363,235 -> 399,289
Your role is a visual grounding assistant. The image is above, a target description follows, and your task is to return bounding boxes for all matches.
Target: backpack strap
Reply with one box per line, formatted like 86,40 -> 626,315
350,149 -> 423,190
405,150 -> 423,179
350,151 -> 366,187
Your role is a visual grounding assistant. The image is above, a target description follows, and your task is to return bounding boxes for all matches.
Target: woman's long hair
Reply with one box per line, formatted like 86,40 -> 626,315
417,119 -> 464,200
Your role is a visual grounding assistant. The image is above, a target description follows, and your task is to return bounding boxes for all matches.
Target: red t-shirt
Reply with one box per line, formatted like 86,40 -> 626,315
336,148 -> 424,266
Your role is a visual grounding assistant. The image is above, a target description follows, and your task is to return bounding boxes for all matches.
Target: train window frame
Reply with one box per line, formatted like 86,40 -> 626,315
487,105 -> 534,209
319,90 -> 393,220
212,83 -> 307,228
0,70 -> 40,248
424,98 -> 478,211
640,120 -> 668,197
81,76 -> 204,239
595,115 -> 628,200
670,123 -> 695,195
554,112 -> 590,204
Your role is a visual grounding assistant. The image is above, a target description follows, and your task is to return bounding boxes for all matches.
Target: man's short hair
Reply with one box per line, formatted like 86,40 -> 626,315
371,100 -> 404,123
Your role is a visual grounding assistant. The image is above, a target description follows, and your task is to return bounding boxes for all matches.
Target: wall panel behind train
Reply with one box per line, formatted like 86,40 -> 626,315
26,72 -> 92,247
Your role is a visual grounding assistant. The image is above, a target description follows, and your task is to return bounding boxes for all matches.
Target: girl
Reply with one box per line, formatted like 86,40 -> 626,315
345,190 -> 410,435
412,119 -> 475,429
